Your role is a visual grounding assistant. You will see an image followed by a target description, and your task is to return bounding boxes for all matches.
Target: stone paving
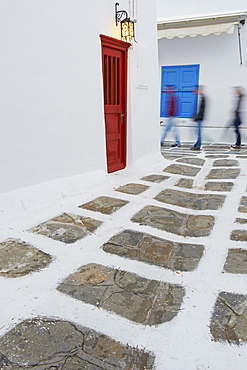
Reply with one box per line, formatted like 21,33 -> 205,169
1,143 -> 247,369
115,183 -> 150,195
0,239 -> 52,278
0,318 -> 155,369
131,205 -> 215,237
29,213 -> 103,244
210,292 -> 247,345
206,168 -> 240,179
154,189 -> 225,210
102,229 -> 204,271
57,263 -> 185,326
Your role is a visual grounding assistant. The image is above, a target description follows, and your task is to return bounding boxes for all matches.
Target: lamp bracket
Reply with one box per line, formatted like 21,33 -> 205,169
115,2 -> 129,25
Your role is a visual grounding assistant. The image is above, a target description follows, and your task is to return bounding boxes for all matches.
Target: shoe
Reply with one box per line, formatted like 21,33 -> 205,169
171,144 -> 181,147
231,145 -> 241,149
190,146 -> 201,150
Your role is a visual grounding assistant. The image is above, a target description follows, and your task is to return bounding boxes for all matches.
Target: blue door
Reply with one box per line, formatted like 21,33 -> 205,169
160,65 -> 200,118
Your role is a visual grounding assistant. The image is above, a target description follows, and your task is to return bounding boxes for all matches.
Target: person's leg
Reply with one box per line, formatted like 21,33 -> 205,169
161,117 -> 173,144
172,118 -> 181,146
194,121 -> 202,148
234,117 -> 241,146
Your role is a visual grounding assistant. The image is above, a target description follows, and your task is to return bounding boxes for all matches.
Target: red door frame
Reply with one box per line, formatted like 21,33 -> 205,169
100,35 -> 131,173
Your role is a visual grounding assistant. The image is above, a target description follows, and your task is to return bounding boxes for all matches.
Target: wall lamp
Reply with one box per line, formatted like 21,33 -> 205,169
115,2 -> 136,42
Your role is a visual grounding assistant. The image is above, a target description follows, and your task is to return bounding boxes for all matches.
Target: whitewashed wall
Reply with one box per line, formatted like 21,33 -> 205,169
158,25 -> 247,144
0,0 -> 159,194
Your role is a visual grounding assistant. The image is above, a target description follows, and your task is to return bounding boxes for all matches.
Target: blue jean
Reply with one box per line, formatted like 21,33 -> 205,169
160,117 -> 180,145
234,116 -> 241,146
194,120 -> 202,148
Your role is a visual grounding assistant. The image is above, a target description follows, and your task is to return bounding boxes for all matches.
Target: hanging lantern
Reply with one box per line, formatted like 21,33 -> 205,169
115,2 -> 136,42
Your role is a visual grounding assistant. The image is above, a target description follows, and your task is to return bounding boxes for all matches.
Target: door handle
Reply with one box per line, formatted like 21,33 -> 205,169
120,110 -> 125,124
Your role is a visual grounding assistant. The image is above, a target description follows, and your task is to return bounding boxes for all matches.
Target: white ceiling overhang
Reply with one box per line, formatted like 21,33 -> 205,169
157,11 -> 247,40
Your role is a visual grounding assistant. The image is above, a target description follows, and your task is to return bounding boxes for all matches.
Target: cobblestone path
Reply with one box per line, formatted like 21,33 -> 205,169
0,143 -> 247,369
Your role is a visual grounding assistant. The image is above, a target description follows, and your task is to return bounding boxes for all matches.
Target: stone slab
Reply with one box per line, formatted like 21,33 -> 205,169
210,291 -> 247,344
205,155 -> 229,158
204,145 -> 231,150
163,164 -> 201,177
102,229 -> 204,271
238,196 -> 247,213
115,183 -> 149,195
131,205 -> 215,237
212,159 -> 239,167
0,238 -> 52,278
206,168 -> 240,179
0,318 -> 155,369
141,174 -> 169,183
175,178 -> 194,189
223,248 -> 247,274
176,158 -> 205,166
29,213 -> 102,244
235,218 -> 247,224
161,154 -> 183,160
57,263 -> 185,326
204,181 -> 234,192
154,189 -> 225,210
230,230 -> 247,242
79,196 -> 129,215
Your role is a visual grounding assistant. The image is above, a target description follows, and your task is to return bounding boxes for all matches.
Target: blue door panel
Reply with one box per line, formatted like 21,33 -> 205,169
160,64 -> 200,118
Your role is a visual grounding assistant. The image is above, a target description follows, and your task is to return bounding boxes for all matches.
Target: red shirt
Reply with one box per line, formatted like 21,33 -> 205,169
168,94 -> 176,116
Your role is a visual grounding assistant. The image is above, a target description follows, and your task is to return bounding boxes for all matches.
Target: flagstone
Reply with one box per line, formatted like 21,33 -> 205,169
204,145 -> 230,150
164,164 -> 201,177
115,183 -> 149,195
79,196 -> 129,215
235,218 -> 247,224
212,159 -> 239,167
176,158 -> 205,166
155,189 -> 225,210
102,229 -> 204,271
0,238 -> 52,278
204,181 -> 234,192
161,154 -> 183,160
0,318 -> 155,369
131,205 -> 215,237
206,168 -> 240,179
57,263 -> 185,326
238,196 -> 247,213
141,174 -> 169,183
210,291 -> 247,344
205,155 -> 229,158
230,230 -> 247,242
175,178 -> 194,189
223,248 -> 247,274
29,213 -> 102,244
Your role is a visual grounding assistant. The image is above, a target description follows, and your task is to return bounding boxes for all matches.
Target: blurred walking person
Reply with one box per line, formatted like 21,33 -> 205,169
191,86 -> 206,150
160,85 -> 181,147
231,87 -> 244,149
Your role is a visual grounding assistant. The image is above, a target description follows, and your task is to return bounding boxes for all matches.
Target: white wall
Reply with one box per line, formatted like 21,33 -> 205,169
158,25 -> 247,143
128,1 -> 160,164
0,0 -> 159,194
157,0 -> 247,20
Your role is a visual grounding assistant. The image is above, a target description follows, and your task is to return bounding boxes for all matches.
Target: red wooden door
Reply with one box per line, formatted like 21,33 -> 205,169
100,35 -> 130,173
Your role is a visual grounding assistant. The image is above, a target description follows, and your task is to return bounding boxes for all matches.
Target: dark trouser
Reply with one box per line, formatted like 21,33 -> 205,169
234,116 -> 241,146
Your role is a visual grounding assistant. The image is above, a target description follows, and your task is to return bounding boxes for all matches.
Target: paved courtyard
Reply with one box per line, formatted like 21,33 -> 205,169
0,143 -> 247,369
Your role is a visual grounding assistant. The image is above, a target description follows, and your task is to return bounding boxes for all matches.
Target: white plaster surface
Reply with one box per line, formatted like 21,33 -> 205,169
1,150 -> 247,369
0,0 -> 159,194
157,0 -> 247,20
